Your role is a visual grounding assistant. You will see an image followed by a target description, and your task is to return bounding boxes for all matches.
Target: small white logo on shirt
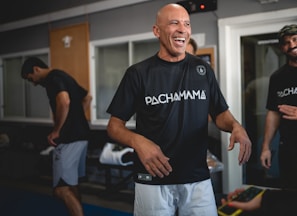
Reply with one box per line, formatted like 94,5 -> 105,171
196,65 -> 206,76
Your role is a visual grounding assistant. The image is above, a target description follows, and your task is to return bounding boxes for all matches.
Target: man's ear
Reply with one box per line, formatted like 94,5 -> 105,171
153,25 -> 160,38
33,66 -> 39,73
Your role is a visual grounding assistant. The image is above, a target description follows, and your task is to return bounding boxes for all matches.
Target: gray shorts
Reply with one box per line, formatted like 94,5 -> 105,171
52,140 -> 88,187
134,179 -> 217,216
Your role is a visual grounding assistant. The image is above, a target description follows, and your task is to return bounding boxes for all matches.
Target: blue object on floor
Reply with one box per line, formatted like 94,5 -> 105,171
0,186 -> 132,216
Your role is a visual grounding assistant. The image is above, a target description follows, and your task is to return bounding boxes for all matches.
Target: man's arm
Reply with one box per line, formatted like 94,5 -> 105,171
221,188 -> 262,211
260,110 -> 280,169
278,104 -> 297,120
215,110 -> 252,165
107,116 -> 172,178
48,91 -> 70,146
221,189 -> 296,215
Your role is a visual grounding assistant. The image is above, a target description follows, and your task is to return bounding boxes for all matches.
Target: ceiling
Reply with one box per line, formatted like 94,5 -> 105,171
0,0 -> 150,25
0,0 -> 100,25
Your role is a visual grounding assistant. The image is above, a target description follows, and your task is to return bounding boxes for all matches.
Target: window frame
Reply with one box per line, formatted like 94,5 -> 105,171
0,48 -> 52,124
89,32 -> 158,128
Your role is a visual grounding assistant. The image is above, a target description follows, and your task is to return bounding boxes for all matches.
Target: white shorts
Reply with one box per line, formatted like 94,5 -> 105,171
52,140 -> 88,187
134,179 -> 217,216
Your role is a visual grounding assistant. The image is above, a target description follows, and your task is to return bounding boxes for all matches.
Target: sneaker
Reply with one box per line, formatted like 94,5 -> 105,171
40,146 -> 55,155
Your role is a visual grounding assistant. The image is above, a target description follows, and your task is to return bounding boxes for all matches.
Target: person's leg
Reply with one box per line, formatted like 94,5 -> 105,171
178,179 -> 217,216
71,184 -> 82,202
54,184 -> 84,216
52,141 -> 88,216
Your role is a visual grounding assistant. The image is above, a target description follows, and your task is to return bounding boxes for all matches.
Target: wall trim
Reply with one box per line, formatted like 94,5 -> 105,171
0,0 -> 150,33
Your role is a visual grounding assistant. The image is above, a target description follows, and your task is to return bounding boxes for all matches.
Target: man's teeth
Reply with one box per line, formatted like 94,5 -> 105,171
175,38 -> 185,41
290,47 -> 297,54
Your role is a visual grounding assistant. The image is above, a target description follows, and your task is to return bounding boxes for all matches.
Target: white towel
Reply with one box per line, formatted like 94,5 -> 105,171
99,142 -> 134,166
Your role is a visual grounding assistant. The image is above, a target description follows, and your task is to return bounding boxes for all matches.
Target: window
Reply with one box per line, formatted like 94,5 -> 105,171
0,51 -> 51,122
90,33 -> 159,126
95,43 -> 129,121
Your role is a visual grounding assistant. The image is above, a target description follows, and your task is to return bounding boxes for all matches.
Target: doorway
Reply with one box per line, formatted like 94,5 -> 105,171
242,33 -> 286,187
218,8 -> 297,193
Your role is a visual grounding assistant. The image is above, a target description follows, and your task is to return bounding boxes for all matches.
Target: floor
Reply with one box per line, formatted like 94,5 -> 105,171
0,174 -> 229,215
0,147 -> 226,215
0,147 -> 135,214
0,176 -> 135,214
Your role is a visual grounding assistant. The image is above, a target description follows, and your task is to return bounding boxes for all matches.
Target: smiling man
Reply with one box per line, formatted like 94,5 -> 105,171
106,3 -> 251,216
260,24 -> 297,190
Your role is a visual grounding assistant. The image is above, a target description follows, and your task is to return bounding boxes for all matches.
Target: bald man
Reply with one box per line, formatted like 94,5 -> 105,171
107,3 -> 251,216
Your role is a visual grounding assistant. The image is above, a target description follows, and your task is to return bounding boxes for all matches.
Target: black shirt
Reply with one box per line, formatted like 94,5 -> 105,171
107,53 -> 228,184
266,64 -> 297,142
43,69 -> 90,144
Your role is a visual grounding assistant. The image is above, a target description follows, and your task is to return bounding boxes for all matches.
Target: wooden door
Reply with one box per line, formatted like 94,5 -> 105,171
49,22 -> 90,119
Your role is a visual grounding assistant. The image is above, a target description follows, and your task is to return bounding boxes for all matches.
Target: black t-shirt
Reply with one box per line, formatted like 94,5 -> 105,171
107,53 -> 228,184
260,189 -> 296,215
43,69 -> 90,144
266,64 -> 297,142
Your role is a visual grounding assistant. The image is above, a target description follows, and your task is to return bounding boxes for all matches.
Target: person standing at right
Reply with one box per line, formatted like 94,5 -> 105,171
260,24 -> 297,190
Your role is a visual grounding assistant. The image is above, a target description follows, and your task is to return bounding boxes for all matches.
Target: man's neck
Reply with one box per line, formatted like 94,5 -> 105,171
288,60 -> 297,68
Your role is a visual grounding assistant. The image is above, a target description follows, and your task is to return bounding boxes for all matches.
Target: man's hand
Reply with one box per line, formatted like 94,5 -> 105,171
228,123 -> 252,165
107,116 -> 173,178
215,110 -> 252,165
47,131 -> 59,147
260,149 -> 271,169
278,104 -> 297,120
221,188 -> 262,211
134,138 -> 172,178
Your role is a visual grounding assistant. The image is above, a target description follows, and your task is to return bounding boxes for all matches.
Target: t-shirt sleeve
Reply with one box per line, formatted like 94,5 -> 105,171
77,85 -> 88,100
207,66 -> 229,119
106,66 -> 139,121
51,75 -> 68,96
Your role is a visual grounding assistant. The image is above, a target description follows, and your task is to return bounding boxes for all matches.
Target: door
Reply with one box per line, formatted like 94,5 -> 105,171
49,22 -> 90,119
218,8 -> 297,193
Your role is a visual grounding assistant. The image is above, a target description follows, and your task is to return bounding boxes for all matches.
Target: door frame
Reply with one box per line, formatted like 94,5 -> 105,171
218,7 -> 297,193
